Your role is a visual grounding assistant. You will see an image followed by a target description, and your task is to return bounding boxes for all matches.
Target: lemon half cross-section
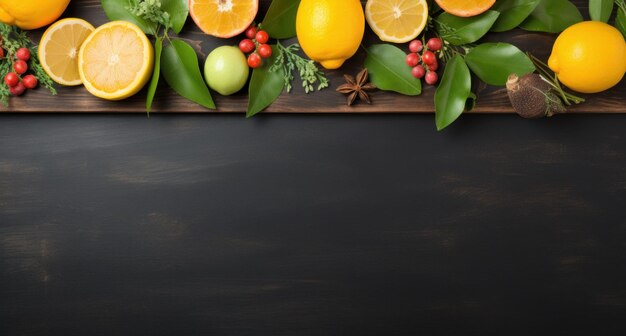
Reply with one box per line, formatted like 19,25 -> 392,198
78,21 -> 154,101
39,18 -> 95,86
366,0 -> 429,43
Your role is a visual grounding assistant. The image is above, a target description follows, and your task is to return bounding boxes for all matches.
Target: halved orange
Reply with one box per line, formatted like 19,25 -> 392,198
366,0 -> 429,43
189,0 -> 259,38
435,0 -> 495,17
38,18 -> 95,86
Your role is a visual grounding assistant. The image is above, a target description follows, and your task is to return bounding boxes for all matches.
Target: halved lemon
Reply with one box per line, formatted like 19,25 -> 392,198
189,0 -> 259,38
78,21 -> 154,101
435,0 -> 495,17
365,0 -> 429,43
39,18 -> 95,86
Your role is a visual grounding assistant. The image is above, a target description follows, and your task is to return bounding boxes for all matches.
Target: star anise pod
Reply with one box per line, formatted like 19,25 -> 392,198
336,68 -> 377,106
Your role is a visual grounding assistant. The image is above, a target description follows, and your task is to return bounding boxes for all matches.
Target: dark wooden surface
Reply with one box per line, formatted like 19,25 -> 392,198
2,113 -> 626,335
0,0 -> 624,113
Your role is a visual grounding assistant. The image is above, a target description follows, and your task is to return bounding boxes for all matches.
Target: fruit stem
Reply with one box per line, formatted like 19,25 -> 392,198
527,52 -> 585,106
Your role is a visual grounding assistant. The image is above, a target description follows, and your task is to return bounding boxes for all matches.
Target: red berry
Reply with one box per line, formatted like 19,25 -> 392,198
427,38 -> 443,52
22,74 -> 38,89
257,44 -> 273,59
255,30 -> 269,44
9,82 -> 25,96
425,71 -> 438,85
0,48 -> 4,58
409,40 -> 423,53
411,65 -> 426,79
247,53 -> 262,69
14,60 -> 28,74
245,25 -> 258,39
428,60 -> 439,72
405,53 -> 420,67
239,39 -> 256,53
422,50 -> 436,65
4,72 -> 19,87
16,47 -> 31,61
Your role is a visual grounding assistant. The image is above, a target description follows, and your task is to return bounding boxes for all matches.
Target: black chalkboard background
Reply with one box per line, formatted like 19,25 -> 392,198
1,114 -> 626,335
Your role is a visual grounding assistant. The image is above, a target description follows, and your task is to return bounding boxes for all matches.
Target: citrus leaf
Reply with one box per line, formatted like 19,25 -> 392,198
247,48 -> 285,117
589,0 -> 614,23
435,10 -> 500,45
617,5 -> 626,38
465,42 -> 535,86
146,37 -> 163,114
262,0 -> 301,39
101,0 -> 158,35
162,0 -> 188,34
161,39 -> 215,109
490,0 -> 541,32
364,44 -> 421,96
519,0 -> 583,33
435,55 -> 472,131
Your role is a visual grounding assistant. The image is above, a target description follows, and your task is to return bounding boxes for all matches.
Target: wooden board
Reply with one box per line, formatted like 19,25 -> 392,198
1,0 -> 624,113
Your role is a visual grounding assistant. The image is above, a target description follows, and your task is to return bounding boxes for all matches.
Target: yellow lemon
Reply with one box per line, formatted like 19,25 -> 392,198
78,21 -> 154,101
0,0 -> 70,30
366,0 -> 429,43
548,21 -> 626,94
296,0 -> 365,70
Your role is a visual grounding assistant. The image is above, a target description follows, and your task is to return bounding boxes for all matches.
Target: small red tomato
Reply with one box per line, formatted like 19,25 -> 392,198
245,25 -> 258,39
411,65 -> 426,79
16,47 -> 31,61
255,30 -> 269,44
247,53 -> 262,69
405,53 -> 420,67
425,71 -> 438,85
257,44 -> 273,59
14,60 -> 28,74
4,72 -> 19,87
22,74 -> 38,89
239,39 -> 256,54
9,82 -> 25,96
422,50 -> 436,65
427,38 -> 443,52
428,60 -> 439,72
409,40 -> 423,53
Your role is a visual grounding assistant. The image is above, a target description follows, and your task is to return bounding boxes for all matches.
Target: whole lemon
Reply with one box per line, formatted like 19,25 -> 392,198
548,21 -> 626,94
296,0 -> 365,70
0,0 -> 70,30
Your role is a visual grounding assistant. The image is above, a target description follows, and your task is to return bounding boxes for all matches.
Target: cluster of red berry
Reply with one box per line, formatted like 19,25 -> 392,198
405,37 -> 443,86
2,45 -> 38,96
238,24 -> 272,69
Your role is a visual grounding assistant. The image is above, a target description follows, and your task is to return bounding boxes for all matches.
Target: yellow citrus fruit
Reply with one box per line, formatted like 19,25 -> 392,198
0,0 -> 70,30
296,0 -> 365,70
189,0 -> 258,38
39,18 -> 94,86
435,0 -> 495,17
78,21 -> 154,101
548,21 -> 626,94
365,0 -> 428,43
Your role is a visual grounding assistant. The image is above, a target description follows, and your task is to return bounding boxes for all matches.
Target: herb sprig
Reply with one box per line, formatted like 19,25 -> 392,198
271,41 -> 329,93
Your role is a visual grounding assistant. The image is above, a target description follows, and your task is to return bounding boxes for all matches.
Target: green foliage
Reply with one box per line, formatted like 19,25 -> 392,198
262,0 -> 301,39
146,37 -> 163,113
490,0 -> 541,32
465,43 -> 535,86
435,10 -> 500,45
435,56 -> 472,131
519,0 -> 583,33
589,0 -> 614,23
270,42 -> 328,93
101,0 -> 158,35
364,44 -> 421,96
247,50 -> 285,117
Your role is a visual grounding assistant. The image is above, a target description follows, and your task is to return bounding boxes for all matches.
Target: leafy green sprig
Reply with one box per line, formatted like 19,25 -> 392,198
0,23 -> 56,106
270,41 -> 329,94
128,0 -> 171,33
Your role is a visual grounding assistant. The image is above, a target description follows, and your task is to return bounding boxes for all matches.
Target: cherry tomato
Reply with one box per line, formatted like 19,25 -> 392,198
4,72 -> 19,87
9,82 -> 25,96
255,30 -> 269,44
22,74 -> 38,89
16,47 -> 31,61
422,51 -> 436,65
425,71 -> 438,85
428,60 -> 439,72
257,44 -> 273,59
14,60 -> 28,74
239,39 -> 256,54
405,53 -> 420,67
427,38 -> 443,52
245,25 -> 258,39
409,40 -> 423,53
411,65 -> 426,79
247,53 -> 262,69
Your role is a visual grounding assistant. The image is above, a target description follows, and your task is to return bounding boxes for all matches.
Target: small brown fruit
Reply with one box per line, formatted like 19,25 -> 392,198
507,73 -> 566,119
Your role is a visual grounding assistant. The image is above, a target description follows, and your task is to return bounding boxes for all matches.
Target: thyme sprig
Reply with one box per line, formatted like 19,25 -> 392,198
270,41 -> 329,94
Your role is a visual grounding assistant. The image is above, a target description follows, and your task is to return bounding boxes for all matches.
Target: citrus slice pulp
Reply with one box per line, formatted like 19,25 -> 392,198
189,0 -> 259,38
78,21 -> 154,101
39,18 -> 95,86
435,0 -> 496,17
365,0 -> 429,43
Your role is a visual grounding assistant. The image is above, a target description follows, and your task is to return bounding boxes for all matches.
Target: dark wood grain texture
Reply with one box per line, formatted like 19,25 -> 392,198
2,114 -> 626,335
0,0 -> 624,113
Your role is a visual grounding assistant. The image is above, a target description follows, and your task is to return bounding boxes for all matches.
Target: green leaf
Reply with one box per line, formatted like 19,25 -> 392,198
162,0 -> 189,34
465,42 -> 535,86
617,4 -> 626,38
161,39 -> 215,109
247,50 -> 285,117
490,0 -> 541,32
101,0 -> 158,35
364,44 -> 421,96
435,10 -> 500,45
590,0 -> 614,23
519,0 -> 583,33
262,0 -> 301,39
435,56 -> 472,131
146,37 -> 163,114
